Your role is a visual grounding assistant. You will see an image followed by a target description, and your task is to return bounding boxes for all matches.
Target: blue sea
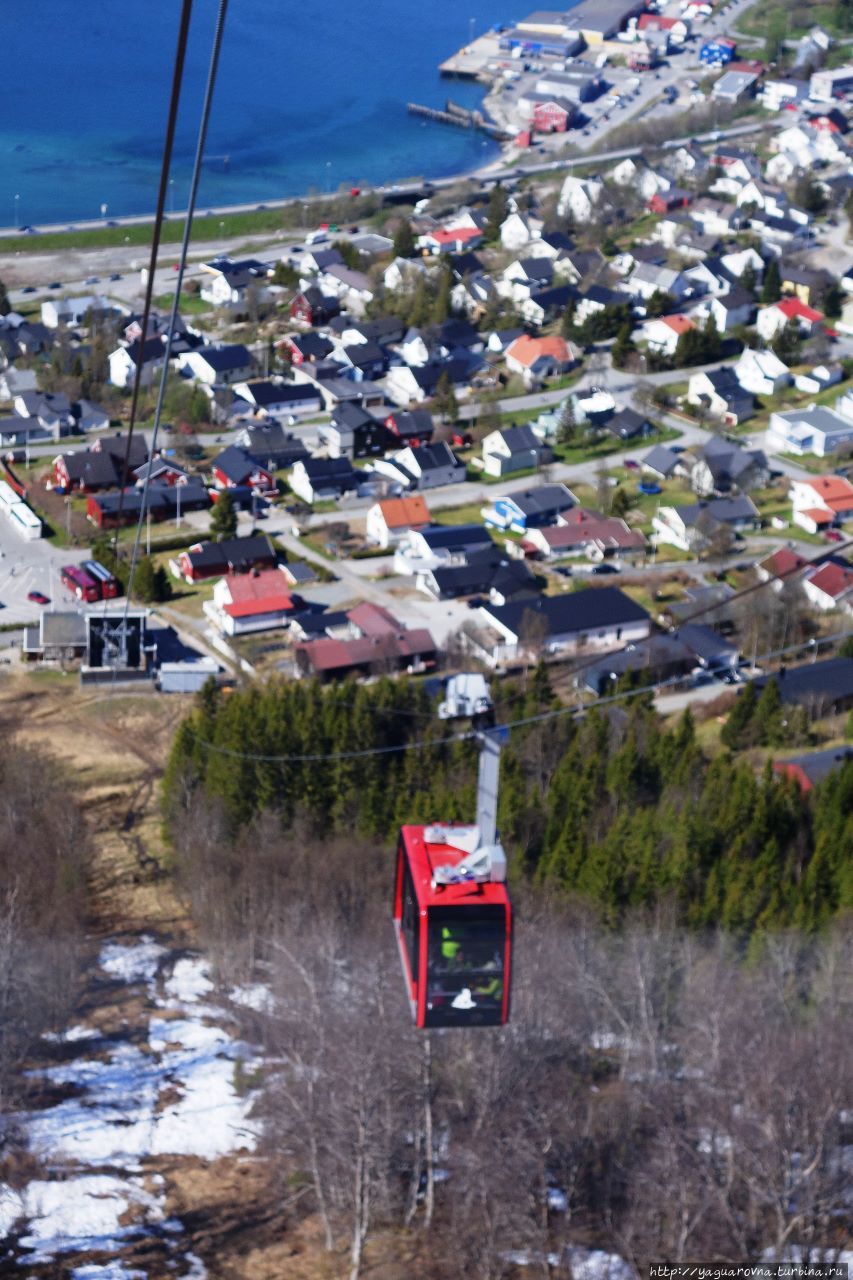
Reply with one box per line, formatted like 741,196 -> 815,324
1,0 -> 528,226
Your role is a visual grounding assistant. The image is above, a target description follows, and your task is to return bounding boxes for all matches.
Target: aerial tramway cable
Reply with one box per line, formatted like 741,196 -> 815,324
122,0 -> 230,612
109,0 -> 194,557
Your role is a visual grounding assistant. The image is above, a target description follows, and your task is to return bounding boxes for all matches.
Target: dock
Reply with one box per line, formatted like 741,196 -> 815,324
407,100 -> 511,142
439,31 -> 506,81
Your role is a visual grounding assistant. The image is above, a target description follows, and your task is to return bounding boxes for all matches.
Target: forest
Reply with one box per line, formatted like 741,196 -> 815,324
162,672 -> 853,935
155,672 -> 853,1276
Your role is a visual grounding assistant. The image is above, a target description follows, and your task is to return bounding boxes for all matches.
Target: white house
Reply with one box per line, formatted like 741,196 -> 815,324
801,561 -> 853,612
383,256 -> 432,292
500,212 -> 543,251
41,294 -> 110,329
471,589 -> 651,667
790,474 -> 853,533
735,348 -> 791,397
203,566 -> 298,637
199,258 -> 270,310
767,406 -> 853,458
642,314 -> 695,357
756,298 -> 824,343
481,424 -> 548,479
108,337 -> 166,389
178,344 -> 254,386
557,176 -> 604,223
365,495 -> 431,549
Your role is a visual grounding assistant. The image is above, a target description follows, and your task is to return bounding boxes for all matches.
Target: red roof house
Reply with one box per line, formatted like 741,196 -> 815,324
205,566 -> 301,636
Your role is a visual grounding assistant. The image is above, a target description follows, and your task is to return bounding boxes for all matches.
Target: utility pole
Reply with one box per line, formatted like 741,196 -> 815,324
146,509 -> 151,556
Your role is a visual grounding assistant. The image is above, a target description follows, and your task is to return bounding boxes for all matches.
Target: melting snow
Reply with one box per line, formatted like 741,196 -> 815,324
228,983 -> 274,1014
14,1174 -> 162,1263
564,1247 -> 636,1280
2,943 -> 262,1271
163,958 -> 214,1005
99,937 -> 166,984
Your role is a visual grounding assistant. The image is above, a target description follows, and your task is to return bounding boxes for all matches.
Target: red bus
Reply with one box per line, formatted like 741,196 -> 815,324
82,559 -> 120,599
61,564 -> 100,603
393,823 -> 512,1029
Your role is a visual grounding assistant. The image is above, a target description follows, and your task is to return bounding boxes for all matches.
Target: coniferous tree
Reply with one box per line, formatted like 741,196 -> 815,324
210,491 -> 238,541
392,219 -> 416,259
761,258 -> 781,304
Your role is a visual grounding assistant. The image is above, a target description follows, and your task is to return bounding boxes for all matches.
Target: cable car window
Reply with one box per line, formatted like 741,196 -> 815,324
400,850 -> 419,985
425,906 -> 505,1027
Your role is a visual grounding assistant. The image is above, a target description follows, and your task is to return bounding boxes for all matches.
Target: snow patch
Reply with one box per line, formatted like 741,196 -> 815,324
71,1267 -> 148,1280
228,983 -> 274,1014
43,1024 -> 100,1045
163,958 -> 214,1005
99,937 -> 165,985
564,1247 -> 636,1280
0,1184 -> 24,1237
15,1174 -> 161,1263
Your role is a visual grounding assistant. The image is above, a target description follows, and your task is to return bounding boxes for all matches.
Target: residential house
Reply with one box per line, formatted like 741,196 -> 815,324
578,626 -> 738,695
626,262 -> 691,305
686,434 -> 768,495
41,294 -> 111,329
756,546 -> 809,590
557,175 -> 604,223
779,263 -> 833,307
767,406 -> 853,458
574,284 -> 624,326
482,483 -> 576,534
790,474 -> 853,533
384,358 -> 470,407
689,199 -> 742,239
472,587 -> 652,667
372,441 -> 466,494
756,297 -> 824,343
500,212 -> 543,251
521,284 -> 576,328
336,340 -> 388,382
384,410 -> 434,448
687,368 -> 756,425
774,746 -> 853,793
712,69 -> 759,103
320,403 -> 393,460
642,444 -> 681,480
210,445 -> 275,493
394,524 -> 494,576
319,264 -> 375,313
653,496 -> 760,551
13,390 -> 75,439
52,432 -> 148,493
703,287 -> 755,334
176,534 -> 277,583
419,548 -> 538,604
750,657 -> 853,714
179,344 -> 254,386
108,337 -> 166,389
735,348 -> 792,396
198,257 -> 270,310
294,602 -> 436,681
605,407 -> 653,441
500,256 -> 555,304
288,457 -> 361,504
234,379 -> 322,419
481,425 -> 551,479
642,314 -> 695,357
523,508 -> 646,561
365,495 -> 431,549
417,225 -> 484,255
72,400 -> 111,433
0,367 -> 38,400
132,457 -> 189,487
504,334 -> 577,381
289,287 -> 340,327
801,559 -> 853,612
86,480 -> 211,530
236,421 -> 310,471
203,566 -> 301,636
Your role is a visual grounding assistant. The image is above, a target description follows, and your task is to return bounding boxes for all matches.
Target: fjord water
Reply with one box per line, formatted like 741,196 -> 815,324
1,0 -> 525,226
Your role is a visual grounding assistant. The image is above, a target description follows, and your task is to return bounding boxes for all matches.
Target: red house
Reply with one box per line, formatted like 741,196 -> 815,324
648,189 -> 692,214
532,101 -> 570,133
289,287 -> 340,327
210,445 -> 275,493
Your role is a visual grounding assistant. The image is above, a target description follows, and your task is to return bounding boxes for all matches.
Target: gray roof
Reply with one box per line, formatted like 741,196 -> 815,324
676,496 -> 759,525
40,611 -> 88,647
643,444 -> 680,477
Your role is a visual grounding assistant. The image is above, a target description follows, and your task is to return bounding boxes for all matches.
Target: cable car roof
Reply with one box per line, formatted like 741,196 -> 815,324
400,823 -> 510,910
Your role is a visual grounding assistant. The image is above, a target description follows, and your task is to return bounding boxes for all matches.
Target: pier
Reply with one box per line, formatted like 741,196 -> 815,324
406,100 -> 511,142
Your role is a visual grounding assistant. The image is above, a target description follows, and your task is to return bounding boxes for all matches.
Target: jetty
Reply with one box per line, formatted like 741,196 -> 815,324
407,100 -> 511,142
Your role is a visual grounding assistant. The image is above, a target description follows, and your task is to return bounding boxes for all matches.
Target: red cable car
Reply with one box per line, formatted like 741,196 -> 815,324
392,728 -> 512,1028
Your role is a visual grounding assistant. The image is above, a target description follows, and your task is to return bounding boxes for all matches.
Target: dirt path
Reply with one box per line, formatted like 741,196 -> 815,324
0,672 -> 298,1279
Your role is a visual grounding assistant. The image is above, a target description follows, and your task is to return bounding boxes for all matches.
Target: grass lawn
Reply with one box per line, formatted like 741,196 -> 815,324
433,501 -> 490,527
153,291 -> 212,315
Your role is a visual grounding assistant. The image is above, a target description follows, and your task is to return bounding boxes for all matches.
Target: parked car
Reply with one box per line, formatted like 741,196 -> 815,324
591,562 -> 620,575
84,275 -> 99,284
109,273 -> 123,281
20,285 -> 36,293
624,458 -> 639,470
825,529 -> 843,542
47,281 -> 62,289
27,591 -> 50,605
554,566 -> 572,577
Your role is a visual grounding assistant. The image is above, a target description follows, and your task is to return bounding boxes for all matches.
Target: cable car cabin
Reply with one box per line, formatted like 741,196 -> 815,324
393,823 -> 511,1029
